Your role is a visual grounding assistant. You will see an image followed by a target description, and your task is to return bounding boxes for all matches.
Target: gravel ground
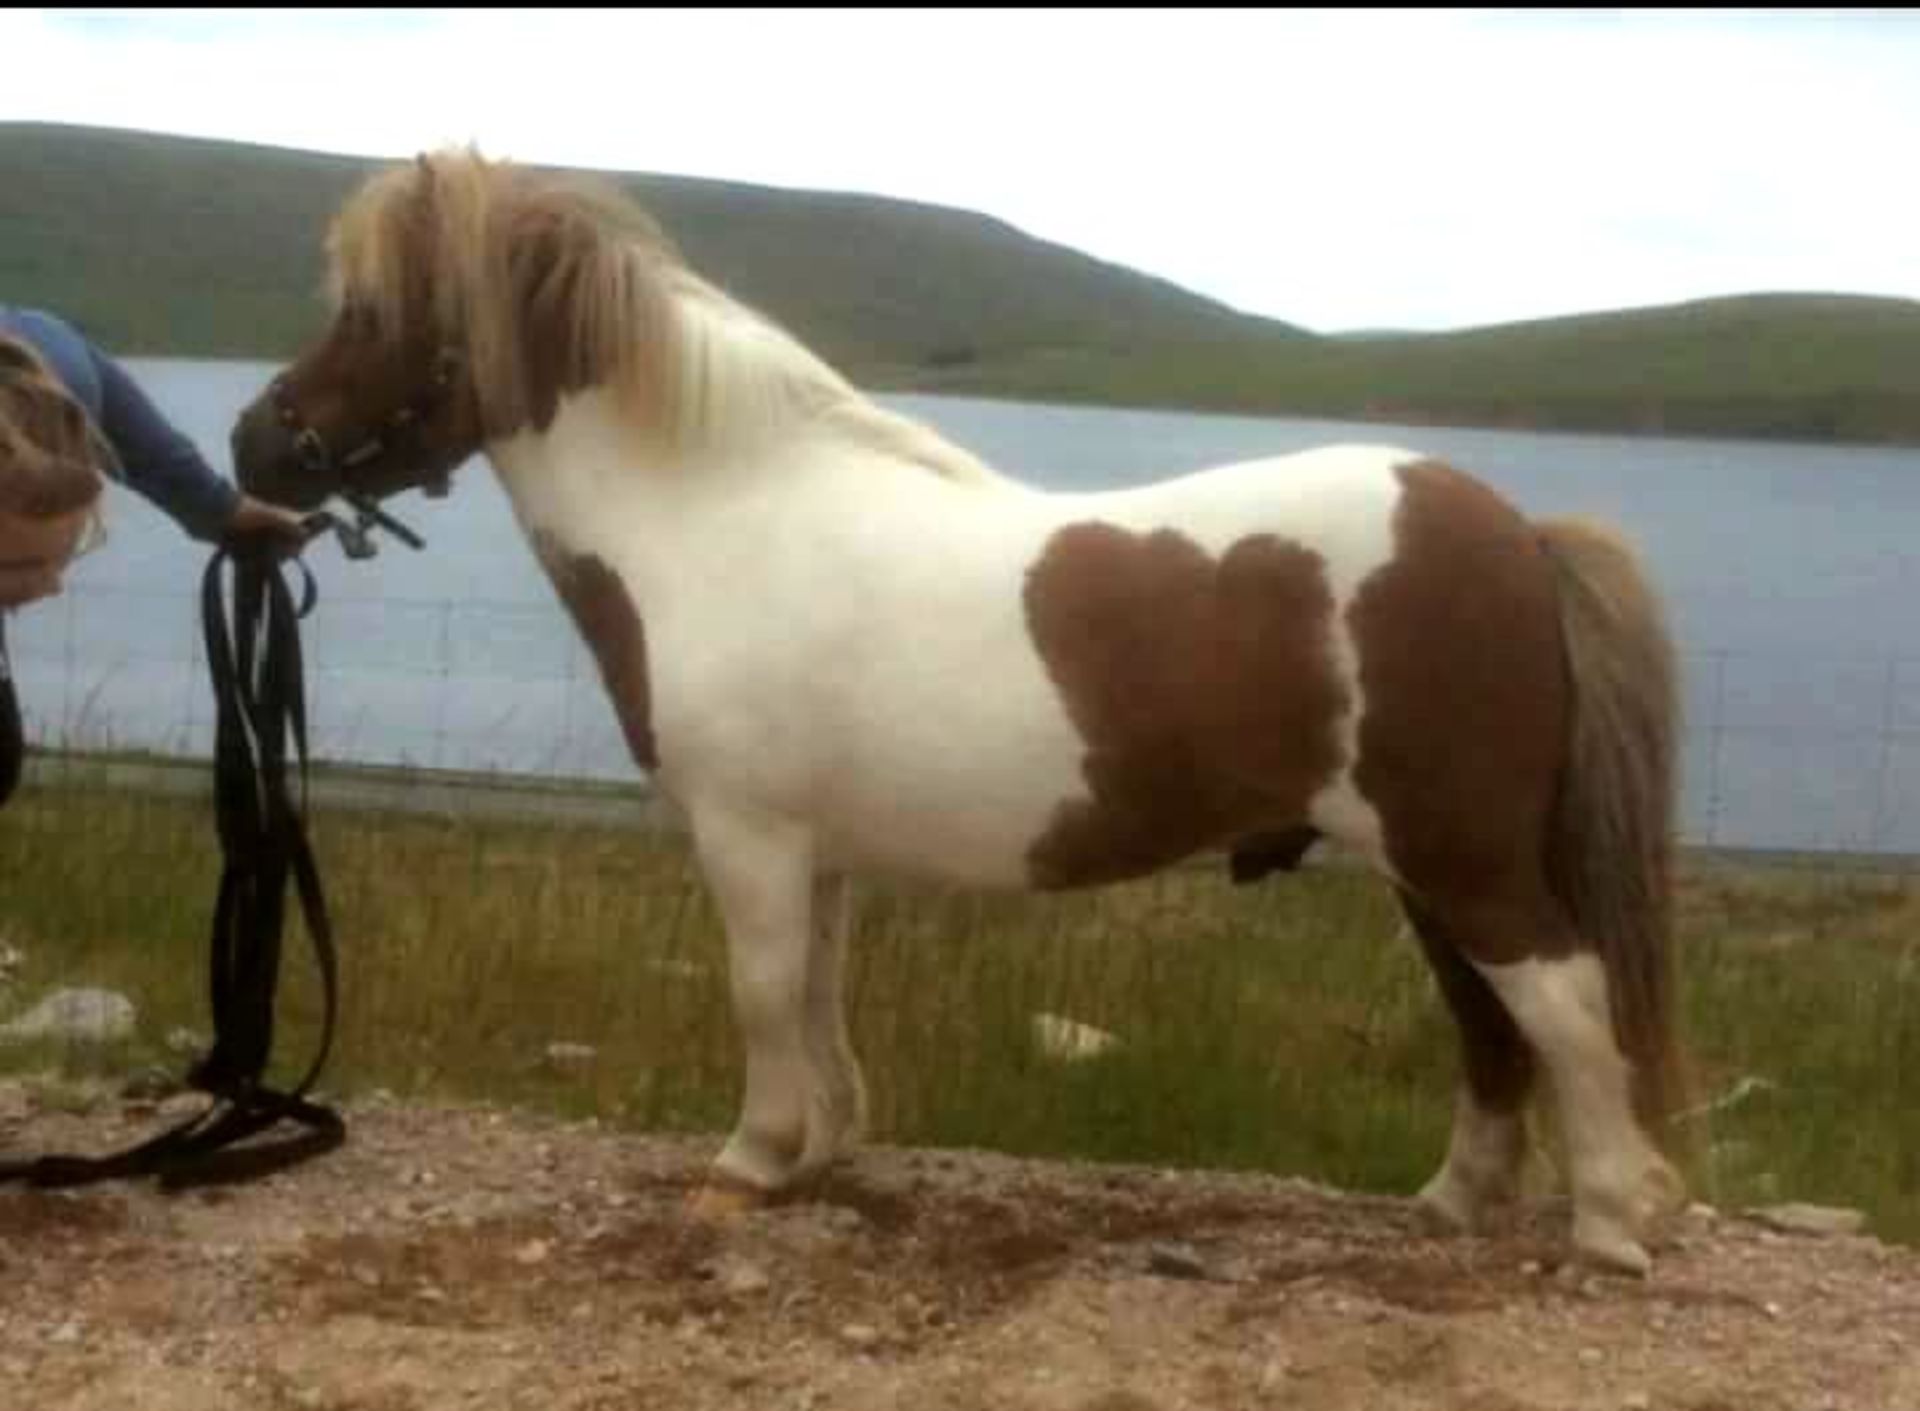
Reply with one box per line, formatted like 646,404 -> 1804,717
3,1088 -> 1916,1411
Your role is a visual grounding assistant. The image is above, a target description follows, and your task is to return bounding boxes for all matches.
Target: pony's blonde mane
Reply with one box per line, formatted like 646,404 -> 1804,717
325,146 -> 1008,487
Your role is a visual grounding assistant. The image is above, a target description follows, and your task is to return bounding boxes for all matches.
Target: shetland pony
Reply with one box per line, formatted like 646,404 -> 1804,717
231,148 -> 1689,1274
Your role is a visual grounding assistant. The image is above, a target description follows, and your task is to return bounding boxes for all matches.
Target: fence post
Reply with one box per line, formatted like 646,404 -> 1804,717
58,584 -> 79,752
558,617 -> 580,778
1704,649 -> 1729,848
433,600 -> 454,771
1870,655 -> 1899,853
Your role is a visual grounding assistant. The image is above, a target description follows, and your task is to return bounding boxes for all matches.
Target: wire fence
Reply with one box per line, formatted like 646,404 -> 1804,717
7,584 -> 1920,866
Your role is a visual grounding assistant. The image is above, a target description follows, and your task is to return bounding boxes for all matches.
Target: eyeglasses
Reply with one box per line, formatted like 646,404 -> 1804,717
71,505 -> 107,562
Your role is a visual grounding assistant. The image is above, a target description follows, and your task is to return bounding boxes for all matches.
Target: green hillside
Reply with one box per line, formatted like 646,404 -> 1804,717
0,122 -> 1301,372
918,292 -> 1920,445
5,122 -> 1919,446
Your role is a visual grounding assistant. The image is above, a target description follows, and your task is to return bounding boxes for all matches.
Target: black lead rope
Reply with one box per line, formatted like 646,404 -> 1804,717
1,503 -> 418,1191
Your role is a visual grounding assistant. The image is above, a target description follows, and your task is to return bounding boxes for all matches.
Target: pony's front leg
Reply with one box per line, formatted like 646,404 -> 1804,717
687,805 -> 819,1217
801,874 -> 868,1174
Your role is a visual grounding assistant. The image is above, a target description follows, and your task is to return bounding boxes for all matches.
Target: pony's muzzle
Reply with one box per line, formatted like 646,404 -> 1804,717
230,400 -> 331,511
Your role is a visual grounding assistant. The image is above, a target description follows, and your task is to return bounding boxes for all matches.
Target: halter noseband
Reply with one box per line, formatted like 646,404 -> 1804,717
267,346 -> 465,499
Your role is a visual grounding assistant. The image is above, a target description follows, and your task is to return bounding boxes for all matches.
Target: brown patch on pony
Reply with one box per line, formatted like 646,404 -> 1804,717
533,532 -> 657,771
1352,459 -> 1685,1138
1348,460 -> 1570,963
249,309 -> 486,507
1399,888 -> 1536,1116
1021,524 -> 1346,890
509,207 -> 609,434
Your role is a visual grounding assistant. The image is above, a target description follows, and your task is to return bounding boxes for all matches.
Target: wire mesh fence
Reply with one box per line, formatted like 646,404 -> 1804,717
6,584 -> 1920,865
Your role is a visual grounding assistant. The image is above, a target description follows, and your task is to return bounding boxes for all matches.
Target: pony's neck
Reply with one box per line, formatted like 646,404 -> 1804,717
484,267 -> 1021,578
486,387 -> 671,573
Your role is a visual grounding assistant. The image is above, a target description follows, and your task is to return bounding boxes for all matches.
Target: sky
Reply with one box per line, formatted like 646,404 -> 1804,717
2,7 -> 1917,334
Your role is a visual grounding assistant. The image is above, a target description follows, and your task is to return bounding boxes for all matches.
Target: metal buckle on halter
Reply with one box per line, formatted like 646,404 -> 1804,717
297,495 -> 424,562
292,427 -> 330,475
340,438 -> 385,470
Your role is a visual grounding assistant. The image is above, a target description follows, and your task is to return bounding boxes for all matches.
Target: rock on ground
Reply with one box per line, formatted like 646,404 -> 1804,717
0,989 -> 137,1046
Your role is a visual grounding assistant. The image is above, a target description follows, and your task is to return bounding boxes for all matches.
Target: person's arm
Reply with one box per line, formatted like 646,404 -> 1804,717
83,343 -> 309,548
85,343 -> 241,542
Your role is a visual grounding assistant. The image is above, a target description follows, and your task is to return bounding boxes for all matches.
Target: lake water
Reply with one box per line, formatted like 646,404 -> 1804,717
10,357 -> 1920,855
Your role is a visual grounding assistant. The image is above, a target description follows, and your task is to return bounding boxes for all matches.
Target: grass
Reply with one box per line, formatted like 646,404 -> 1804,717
1,776 -> 1916,1245
6,121 -> 1920,446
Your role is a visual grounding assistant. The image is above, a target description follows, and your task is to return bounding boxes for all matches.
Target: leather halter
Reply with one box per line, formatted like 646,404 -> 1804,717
267,346 -> 465,499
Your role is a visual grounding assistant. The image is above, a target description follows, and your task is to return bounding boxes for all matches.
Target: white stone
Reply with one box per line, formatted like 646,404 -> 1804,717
1745,1203 -> 1868,1238
0,988 -> 136,1046
1031,1012 -> 1120,1061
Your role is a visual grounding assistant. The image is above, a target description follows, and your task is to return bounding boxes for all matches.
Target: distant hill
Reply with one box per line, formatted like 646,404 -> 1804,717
5,122 -> 1920,447
1328,329 -> 1431,342
0,122 -> 1305,373
922,291 -> 1920,446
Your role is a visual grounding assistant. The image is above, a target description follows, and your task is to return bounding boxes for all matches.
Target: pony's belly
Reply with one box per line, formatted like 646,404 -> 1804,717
810,736 -> 1094,890
810,769 -> 1356,892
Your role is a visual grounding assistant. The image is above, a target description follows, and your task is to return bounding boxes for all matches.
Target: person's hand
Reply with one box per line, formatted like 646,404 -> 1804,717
223,494 -> 313,553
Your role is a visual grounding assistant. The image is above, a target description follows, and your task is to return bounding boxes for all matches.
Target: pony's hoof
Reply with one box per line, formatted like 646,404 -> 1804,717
686,1182 -> 767,1223
1571,1215 -> 1653,1277
1415,1171 -> 1516,1235
1414,1180 -> 1475,1233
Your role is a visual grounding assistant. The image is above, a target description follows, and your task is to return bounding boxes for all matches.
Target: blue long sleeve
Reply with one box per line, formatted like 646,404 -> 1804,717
86,339 -> 239,541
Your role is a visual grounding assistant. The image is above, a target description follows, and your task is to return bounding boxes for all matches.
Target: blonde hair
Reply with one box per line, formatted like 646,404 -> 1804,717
0,333 -> 108,520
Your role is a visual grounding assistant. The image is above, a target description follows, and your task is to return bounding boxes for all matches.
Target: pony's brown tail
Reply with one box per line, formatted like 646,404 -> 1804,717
1536,518 -> 1690,1153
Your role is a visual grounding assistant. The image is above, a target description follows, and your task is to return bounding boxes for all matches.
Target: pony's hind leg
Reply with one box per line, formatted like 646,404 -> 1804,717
798,873 -> 868,1177
1475,944 -> 1686,1274
1413,884 -> 1683,1274
1399,890 -> 1535,1233
685,805 -> 823,1216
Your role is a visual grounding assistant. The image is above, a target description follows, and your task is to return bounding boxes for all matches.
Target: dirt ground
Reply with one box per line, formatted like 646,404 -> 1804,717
2,1087 -> 1916,1411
